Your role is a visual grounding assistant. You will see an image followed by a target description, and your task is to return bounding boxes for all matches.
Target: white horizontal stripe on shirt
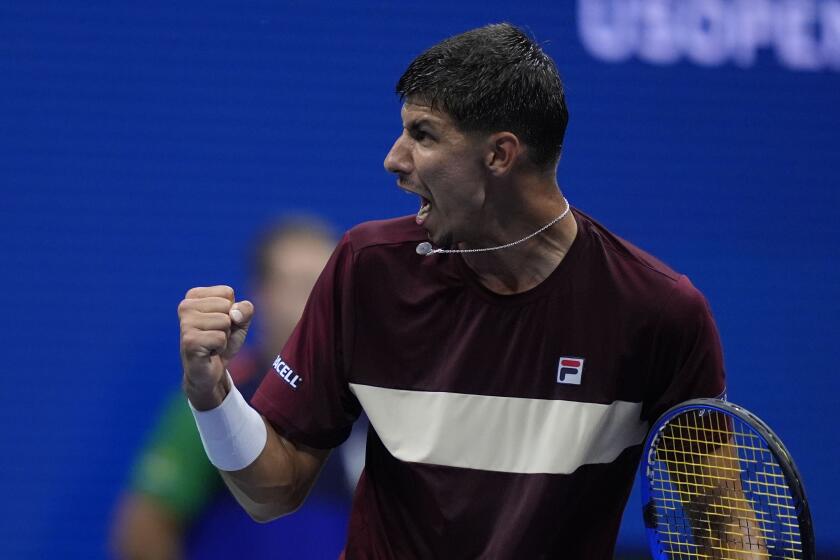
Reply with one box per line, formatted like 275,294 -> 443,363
349,383 -> 648,475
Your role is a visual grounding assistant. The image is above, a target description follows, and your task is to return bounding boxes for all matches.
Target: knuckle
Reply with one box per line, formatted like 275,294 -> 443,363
179,320 -> 196,335
218,285 -> 235,301
177,298 -> 192,315
210,296 -> 233,308
210,331 -> 228,347
180,330 -> 198,349
183,286 -> 234,303
180,329 -> 227,352
185,286 -> 205,299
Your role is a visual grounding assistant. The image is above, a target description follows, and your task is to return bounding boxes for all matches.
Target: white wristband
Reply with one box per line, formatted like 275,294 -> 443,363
188,371 -> 268,471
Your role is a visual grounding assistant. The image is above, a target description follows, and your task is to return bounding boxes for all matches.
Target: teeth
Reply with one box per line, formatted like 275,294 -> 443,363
416,198 -> 431,225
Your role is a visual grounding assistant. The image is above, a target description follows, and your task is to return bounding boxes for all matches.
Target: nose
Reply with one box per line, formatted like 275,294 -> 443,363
384,133 -> 412,176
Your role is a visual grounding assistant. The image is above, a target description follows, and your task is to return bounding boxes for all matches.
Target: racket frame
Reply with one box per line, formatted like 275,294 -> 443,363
639,398 -> 815,559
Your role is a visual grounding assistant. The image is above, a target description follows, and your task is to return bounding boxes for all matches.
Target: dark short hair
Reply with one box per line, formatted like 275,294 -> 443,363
249,215 -> 337,282
396,23 -> 569,169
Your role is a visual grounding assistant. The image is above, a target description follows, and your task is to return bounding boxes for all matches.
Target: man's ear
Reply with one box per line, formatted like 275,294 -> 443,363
484,132 -> 523,176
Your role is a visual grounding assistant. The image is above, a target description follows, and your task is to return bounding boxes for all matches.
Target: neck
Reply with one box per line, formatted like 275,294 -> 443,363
460,188 -> 577,295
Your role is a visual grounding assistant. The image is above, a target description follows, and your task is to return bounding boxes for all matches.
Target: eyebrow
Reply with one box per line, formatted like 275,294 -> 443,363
405,118 -> 438,132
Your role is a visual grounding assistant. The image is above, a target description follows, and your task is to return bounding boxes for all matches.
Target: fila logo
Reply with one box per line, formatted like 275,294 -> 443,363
272,355 -> 302,390
557,357 -> 584,385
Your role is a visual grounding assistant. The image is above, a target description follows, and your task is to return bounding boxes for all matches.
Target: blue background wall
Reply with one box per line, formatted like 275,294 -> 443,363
2,1 -> 838,557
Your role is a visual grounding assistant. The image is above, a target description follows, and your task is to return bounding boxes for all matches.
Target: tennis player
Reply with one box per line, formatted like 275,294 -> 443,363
179,23 -> 725,558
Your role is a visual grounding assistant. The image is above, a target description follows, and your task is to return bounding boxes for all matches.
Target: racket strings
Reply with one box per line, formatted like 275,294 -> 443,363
647,409 -> 803,559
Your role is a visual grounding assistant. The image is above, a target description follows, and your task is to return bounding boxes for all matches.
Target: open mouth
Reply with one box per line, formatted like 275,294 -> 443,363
416,196 -> 431,225
399,183 -> 432,226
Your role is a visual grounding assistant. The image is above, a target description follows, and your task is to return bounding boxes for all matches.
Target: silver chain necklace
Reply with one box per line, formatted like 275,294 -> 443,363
416,197 -> 571,256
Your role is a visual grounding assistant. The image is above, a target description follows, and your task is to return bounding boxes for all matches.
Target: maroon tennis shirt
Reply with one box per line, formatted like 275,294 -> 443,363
251,208 -> 725,559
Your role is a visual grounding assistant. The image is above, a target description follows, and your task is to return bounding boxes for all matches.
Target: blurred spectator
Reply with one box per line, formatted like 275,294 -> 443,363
111,216 -> 365,560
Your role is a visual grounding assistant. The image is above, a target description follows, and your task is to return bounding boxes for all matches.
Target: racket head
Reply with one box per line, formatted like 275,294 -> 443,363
639,398 -> 814,559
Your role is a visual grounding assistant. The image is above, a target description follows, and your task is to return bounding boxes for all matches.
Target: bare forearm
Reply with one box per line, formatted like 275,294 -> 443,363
682,468 -> 767,558
686,508 -> 766,559
216,417 -> 329,522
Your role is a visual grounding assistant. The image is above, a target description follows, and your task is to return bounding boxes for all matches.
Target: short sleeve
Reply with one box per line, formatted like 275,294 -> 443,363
250,233 -> 361,449
642,275 -> 726,423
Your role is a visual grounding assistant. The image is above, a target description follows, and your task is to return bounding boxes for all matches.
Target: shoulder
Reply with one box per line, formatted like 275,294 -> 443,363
343,215 -> 427,253
310,216 -> 432,291
577,209 -> 682,285
575,209 -> 711,320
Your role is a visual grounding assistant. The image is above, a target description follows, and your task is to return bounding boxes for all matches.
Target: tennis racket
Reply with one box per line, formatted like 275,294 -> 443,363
640,398 -> 814,559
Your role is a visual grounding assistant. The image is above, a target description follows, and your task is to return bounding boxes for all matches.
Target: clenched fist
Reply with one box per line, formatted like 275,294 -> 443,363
178,285 -> 254,410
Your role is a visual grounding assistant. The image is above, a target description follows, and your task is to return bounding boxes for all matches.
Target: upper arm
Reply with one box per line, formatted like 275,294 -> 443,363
232,234 -> 360,519
250,234 -> 362,448
643,275 -> 726,422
